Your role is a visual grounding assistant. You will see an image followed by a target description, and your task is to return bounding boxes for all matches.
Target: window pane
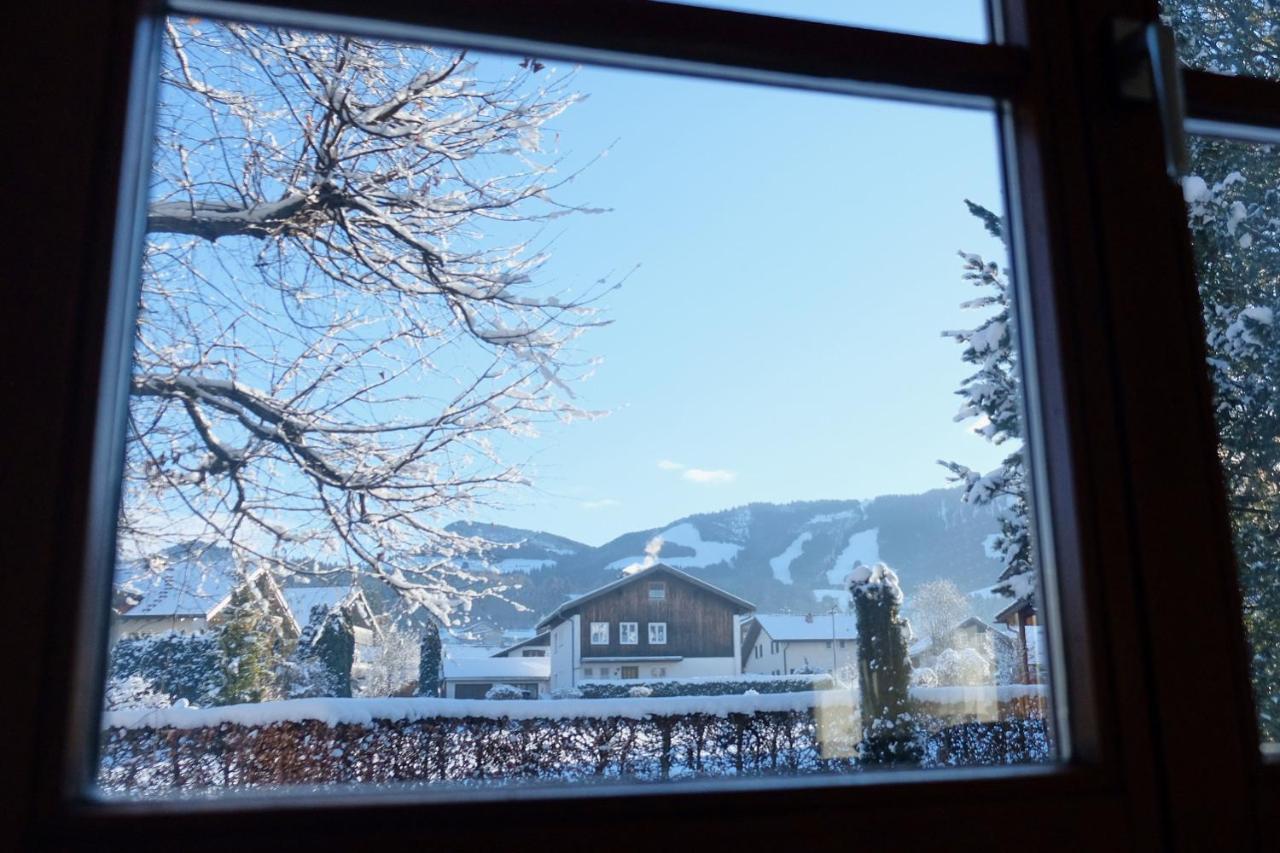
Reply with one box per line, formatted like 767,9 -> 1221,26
96,13 -> 1056,800
657,0 -> 990,42
1182,135 -> 1279,750
1161,0 -> 1279,80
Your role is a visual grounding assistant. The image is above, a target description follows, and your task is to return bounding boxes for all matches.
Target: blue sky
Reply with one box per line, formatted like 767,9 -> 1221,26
462,10 -> 1012,547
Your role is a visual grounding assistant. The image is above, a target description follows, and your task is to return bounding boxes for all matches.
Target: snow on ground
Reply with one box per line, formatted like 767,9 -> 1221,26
825,527 -> 880,585
768,532 -> 812,585
103,684 -> 1050,731
806,506 -> 862,526
494,558 -> 557,573
607,522 -> 743,572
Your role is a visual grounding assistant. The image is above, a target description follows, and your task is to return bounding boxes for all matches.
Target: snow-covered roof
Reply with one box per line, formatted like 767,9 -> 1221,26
283,586 -> 352,632
117,550 -> 264,620
442,657 -> 550,681
536,563 -> 755,630
752,613 -> 857,642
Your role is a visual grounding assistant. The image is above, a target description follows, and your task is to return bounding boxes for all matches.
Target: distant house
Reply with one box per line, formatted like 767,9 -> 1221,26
909,615 -> 1017,675
535,563 -> 755,691
994,597 -> 1046,683
492,631 -> 551,658
112,553 -> 298,644
283,585 -> 380,643
441,656 -> 550,699
740,613 -> 857,677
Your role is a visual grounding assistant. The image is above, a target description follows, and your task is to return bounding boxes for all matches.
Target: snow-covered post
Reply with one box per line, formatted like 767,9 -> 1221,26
849,563 -> 920,766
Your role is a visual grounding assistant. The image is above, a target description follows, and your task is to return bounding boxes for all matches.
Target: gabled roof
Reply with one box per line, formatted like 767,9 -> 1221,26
752,613 -> 857,642
283,585 -> 378,634
118,550 -> 264,621
994,595 -> 1036,625
535,563 -> 755,630
442,656 -> 550,681
492,631 -> 550,657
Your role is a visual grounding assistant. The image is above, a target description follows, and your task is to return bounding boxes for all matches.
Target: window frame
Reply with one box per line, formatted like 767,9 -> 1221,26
9,0 -> 1277,848
648,623 -> 667,645
590,622 -> 610,646
619,622 -> 639,645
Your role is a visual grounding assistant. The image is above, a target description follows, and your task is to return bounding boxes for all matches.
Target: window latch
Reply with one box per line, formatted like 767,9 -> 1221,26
1112,19 -> 1189,181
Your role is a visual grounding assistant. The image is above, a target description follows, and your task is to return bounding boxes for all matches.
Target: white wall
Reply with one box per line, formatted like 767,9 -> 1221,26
548,614 -> 578,692
742,628 -> 856,677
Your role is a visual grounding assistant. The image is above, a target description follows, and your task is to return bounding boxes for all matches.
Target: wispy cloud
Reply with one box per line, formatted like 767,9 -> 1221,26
682,467 -> 735,484
580,498 -> 621,510
656,458 -> 735,485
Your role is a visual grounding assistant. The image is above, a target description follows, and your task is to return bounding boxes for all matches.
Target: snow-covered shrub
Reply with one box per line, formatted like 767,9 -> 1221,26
485,683 -> 528,700
550,687 -> 584,699
627,685 -> 653,698
103,675 -> 172,711
911,667 -> 940,688
108,632 -> 224,707
934,647 -> 991,687
576,675 -> 831,699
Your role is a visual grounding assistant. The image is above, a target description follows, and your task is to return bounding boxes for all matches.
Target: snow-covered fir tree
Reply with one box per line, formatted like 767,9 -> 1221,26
940,200 -> 1035,600
417,622 -> 443,697
850,563 -> 919,765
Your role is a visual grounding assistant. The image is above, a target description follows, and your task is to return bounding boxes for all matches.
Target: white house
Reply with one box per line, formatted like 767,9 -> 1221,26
112,550 -> 298,644
740,613 -> 858,678
440,656 -> 550,699
535,563 -> 755,692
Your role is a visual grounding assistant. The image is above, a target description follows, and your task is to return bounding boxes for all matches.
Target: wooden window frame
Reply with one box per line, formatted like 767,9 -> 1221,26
649,623 -> 668,645
620,622 -> 640,646
591,622 -> 610,646
6,0 -> 1277,849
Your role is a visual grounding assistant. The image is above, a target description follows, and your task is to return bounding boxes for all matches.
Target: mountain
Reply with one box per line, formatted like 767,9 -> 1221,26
453,486 -> 1008,631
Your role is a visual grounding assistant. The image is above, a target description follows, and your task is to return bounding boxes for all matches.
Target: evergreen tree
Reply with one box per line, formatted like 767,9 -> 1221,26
1180,136 -> 1279,741
850,563 -> 920,766
310,607 -> 356,698
217,595 -> 284,705
940,202 -> 1035,600
418,622 -> 443,697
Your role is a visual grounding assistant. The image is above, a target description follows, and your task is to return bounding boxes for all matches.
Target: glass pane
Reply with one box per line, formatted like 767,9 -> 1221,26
1161,0 -> 1279,80
96,13 -> 1055,800
656,1 -> 990,42
1181,136 -> 1279,751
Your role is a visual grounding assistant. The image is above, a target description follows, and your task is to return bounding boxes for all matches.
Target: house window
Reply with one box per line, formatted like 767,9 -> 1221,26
771,640 -> 780,654
620,666 -> 640,680
839,640 -> 848,649
619,622 -> 639,645
521,650 -> 544,657
590,622 -> 609,645
583,667 -> 593,678
648,622 -> 667,644
650,667 -> 667,678
648,582 -> 666,600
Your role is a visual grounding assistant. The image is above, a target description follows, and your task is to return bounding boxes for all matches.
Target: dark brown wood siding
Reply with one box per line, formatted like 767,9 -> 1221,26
575,572 -> 739,658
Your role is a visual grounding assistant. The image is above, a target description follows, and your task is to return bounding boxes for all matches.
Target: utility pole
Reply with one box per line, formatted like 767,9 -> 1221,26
829,605 -> 839,676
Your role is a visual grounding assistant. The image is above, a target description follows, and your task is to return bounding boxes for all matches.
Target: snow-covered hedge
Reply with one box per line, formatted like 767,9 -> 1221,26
574,674 -> 834,699
98,687 -> 1050,796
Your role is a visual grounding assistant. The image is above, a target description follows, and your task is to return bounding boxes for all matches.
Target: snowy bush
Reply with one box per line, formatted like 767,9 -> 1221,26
103,675 -> 172,711
627,685 -> 653,698
551,687 -> 584,699
934,648 -> 991,687
485,683 -> 528,700
911,667 -> 940,688
108,632 -> 224,707
576,675 -> 831,699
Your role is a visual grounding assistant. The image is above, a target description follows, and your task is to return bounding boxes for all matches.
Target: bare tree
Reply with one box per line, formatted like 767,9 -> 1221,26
122,20 -> 609,623
909,579 -> 972,654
